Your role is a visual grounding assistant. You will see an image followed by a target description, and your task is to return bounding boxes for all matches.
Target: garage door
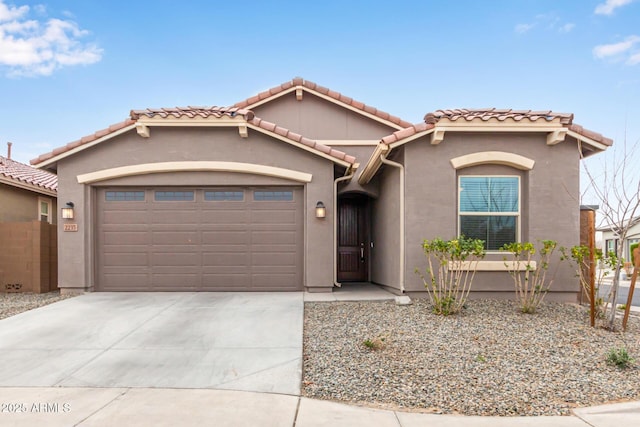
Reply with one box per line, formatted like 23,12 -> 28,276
96,187 -> 303,291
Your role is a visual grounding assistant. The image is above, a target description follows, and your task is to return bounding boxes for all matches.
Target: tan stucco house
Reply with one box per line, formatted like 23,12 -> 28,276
1,153 -> 58,293
31,78 -> 612,300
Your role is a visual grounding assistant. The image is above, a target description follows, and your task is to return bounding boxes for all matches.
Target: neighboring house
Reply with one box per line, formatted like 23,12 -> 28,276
1,154 -> 57,224
30,78 -> 612,300
0,153 -> 58,293
599,216 -> 640,263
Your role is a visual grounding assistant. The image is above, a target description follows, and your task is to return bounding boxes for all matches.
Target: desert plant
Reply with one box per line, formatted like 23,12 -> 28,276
606,347 -> 635,369
363,337 -> 385,351
564,245 -> 612,322
416,236 -> 485,315
501,240 -> 562,314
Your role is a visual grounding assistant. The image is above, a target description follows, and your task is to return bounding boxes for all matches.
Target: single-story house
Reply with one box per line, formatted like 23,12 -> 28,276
1,149 -> 58,293
1,150 -> 57,224
600,216 -> 640,263
31,78 -> 612,300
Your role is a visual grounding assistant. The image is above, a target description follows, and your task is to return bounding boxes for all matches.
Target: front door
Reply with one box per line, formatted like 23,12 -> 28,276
337,197 -> 369,282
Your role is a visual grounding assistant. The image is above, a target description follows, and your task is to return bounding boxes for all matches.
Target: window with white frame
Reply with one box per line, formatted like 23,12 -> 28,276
39,198 -> 52,223
605,239 -> 617,256
459,176 -> 519,250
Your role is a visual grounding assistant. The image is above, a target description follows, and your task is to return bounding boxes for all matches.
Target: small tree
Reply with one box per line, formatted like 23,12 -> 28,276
501,240 -> 562,314
565,246 -> 618,323
416,236 -> 485,315
581,133 -> 640,330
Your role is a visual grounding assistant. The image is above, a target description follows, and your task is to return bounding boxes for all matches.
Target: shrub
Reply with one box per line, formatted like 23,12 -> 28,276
501,240 -> 562,314
606,347 -> 635,369
416,236 -> 485,315
363,337 -> 385,351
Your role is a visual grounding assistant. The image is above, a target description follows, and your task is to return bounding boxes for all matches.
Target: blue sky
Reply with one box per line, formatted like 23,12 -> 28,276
1,0 -> 639,171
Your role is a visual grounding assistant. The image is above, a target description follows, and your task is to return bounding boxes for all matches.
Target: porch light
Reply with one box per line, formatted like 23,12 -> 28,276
315,201 -> 326,219
61,202 -> 75,219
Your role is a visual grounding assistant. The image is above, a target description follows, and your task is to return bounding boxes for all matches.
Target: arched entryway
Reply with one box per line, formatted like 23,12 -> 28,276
337,193 -> 372,283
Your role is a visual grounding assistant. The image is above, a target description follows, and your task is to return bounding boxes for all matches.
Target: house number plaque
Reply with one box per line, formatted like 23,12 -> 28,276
63,224 -> 78,232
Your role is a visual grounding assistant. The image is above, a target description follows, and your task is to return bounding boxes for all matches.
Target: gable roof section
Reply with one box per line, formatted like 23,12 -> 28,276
358,108 -> 613,185
598,216 -> 640,233
0,155 -> 57,196
31,107 -> 356,169
233,77 -> 413,130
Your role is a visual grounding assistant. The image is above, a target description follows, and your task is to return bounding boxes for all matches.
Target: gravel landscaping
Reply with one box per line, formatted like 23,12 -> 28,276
0,291 -> 76,320
303,299 -> 640,416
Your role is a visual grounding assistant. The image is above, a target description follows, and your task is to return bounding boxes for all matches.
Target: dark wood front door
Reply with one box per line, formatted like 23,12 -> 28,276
337,197 -> 369,282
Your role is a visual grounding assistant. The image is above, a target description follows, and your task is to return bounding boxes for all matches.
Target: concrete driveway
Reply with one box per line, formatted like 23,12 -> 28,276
0,292 -> 303,395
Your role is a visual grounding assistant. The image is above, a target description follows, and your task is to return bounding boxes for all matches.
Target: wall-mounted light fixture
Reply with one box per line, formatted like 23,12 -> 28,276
315,201 -> 326,219
61,202 -> 75,219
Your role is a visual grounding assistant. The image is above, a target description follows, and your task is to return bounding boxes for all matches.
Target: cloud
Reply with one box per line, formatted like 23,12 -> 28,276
628,52 -> 640,65
594,0 -> 635,15
515,23 -> 534,34
514,14 -> 574,35
0,1 -> 102,77
593,36 -> 640,58
559,23 -> 575,33
593,35 -> 640,65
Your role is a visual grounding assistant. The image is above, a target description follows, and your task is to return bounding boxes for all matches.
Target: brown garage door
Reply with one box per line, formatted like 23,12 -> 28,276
96,187 -> 303,291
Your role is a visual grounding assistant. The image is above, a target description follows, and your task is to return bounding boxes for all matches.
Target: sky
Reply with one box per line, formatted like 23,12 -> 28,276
1,0 -> 639,182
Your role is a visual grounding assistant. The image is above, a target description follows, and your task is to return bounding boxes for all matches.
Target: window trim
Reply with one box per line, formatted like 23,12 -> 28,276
38,197 -> 52,224
458,175 -> 521,252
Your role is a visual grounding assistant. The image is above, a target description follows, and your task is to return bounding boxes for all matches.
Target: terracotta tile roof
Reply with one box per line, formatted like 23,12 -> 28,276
423,108 -> 612,146
250,117 -> 356,164
234,77 -> 413,129
381,122 -> 435,145
1,155 -> 57,191
424,108 -> 574,125
31,107 -> 355,166
31,119 -> 136,166
130,106 -> 255,121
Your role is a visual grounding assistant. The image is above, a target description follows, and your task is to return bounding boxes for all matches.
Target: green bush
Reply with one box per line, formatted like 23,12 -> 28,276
501,240 -> 562,314
606,347 -> 635,369
416,236 -> 485,315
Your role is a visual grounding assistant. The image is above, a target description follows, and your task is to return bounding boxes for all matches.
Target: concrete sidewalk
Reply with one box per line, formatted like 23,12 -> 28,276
0,387 -> 638,427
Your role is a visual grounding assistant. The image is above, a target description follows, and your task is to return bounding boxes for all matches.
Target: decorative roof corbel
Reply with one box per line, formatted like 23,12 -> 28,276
546,128 -> 567,145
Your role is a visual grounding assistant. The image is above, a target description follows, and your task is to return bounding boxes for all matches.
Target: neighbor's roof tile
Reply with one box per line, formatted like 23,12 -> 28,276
234,77 -> 413,128
1,155 -> 57,191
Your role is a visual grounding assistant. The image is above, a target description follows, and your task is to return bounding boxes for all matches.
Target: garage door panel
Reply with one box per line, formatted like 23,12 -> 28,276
151,253 -> 199,266
151,211 -> 200,224
250,210 -> 296,224
201,231 -> 249,245
152,231 -> 199,245
103,232 -> 148,245
102,210 -> 149,225
202,252 -> 249,266
252,252 -> 296,266
103,253 -> 148,267
97,187 -> 303,291
251,231 -> 296,245
252,274 -> 297,288
201,210 -> 249,224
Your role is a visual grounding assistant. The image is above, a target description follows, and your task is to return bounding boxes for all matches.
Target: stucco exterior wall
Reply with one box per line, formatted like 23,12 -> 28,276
251,92 -> 398,140
370,151 -> 403,291
55,126 -> 338,292
401,132 -> 581,300
0,184 -> 56,224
